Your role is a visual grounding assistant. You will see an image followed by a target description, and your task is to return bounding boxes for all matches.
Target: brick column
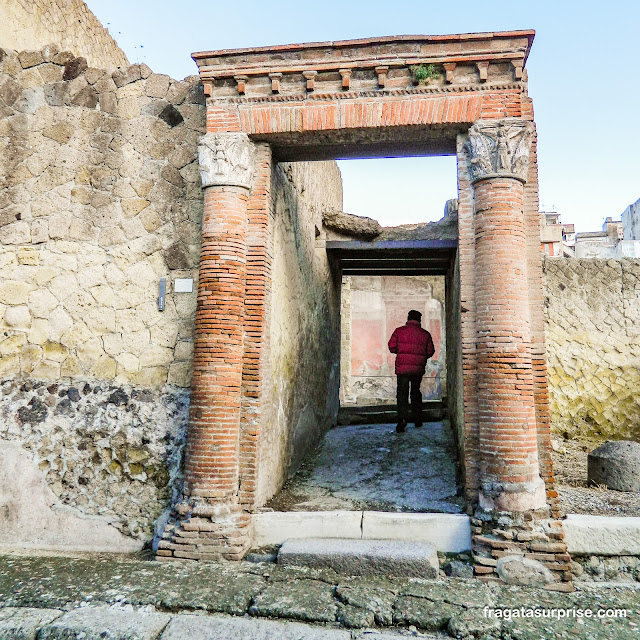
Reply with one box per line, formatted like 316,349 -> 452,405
158,133 -> 257,561
466,119 -> 546,512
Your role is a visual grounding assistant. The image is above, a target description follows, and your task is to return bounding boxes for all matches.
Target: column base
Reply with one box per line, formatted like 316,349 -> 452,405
156,498 -> 252,562
471,506 -> 573,590
479,476 -> 547,512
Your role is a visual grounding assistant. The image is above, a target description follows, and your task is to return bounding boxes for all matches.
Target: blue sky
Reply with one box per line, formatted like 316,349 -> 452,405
87,0 -> 639,231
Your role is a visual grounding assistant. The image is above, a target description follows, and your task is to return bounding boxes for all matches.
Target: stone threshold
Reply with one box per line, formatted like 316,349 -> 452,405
564,514 -> 640,556
252,510 -> 471,553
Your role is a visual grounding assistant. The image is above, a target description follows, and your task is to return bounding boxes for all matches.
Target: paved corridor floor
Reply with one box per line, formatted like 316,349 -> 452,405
266,421 -> 464,513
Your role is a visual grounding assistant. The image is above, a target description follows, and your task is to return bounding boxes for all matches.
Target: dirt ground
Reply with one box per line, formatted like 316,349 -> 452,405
552,434 -> 640,517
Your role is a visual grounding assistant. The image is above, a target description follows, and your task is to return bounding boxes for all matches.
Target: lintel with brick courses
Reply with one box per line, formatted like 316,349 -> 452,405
159,29 -> 569,589
193,32 -> 532,160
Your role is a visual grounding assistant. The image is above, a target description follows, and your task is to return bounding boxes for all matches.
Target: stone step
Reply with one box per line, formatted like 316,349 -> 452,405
277,537 -> 439,577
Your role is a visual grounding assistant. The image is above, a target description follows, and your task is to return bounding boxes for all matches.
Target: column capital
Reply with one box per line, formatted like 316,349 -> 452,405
198,132 -> 256,190
465,119 -> 534,185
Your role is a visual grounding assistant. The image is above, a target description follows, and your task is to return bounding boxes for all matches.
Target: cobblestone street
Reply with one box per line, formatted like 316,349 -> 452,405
0,553 -> 638,638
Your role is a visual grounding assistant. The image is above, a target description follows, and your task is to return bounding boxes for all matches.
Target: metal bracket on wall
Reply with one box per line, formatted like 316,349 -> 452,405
158,277 -> 166,311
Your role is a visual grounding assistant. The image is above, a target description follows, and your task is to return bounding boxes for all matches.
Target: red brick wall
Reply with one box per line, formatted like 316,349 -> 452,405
456,134 -> 480,503
238,143 -> 273,508
184,185 -> 248,499
473,177 -> 540,488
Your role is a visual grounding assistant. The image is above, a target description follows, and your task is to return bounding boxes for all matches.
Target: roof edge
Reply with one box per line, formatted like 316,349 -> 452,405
192,29 -> 535,64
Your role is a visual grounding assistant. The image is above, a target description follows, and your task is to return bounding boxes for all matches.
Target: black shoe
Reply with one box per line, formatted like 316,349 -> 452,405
396,422 -> 407,433
414,422 -> 423,428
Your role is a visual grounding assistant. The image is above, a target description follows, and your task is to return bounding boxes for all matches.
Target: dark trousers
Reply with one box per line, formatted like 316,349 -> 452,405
396,374 -> 423,425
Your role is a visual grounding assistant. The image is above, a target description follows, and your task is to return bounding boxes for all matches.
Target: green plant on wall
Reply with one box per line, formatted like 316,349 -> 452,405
411,63 -> 441,85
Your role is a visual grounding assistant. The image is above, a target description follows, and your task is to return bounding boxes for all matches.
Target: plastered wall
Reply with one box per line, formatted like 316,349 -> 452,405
340,275 -> 446,405
256,161 -> 343,506
1,0 -> 129,71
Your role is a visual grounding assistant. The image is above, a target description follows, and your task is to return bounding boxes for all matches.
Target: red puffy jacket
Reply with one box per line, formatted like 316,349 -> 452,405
388,320 -> 435,376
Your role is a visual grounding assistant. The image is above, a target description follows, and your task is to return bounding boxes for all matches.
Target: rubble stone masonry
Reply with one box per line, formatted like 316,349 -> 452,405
1,0 -> 129,71
0,46 -> 342,549
543,258 -> 640,441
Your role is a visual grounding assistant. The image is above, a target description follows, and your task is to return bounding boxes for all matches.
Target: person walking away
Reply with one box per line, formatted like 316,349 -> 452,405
387,310 -> 435,433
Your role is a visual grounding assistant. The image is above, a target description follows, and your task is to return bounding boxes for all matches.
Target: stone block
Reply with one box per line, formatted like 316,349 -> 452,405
564,514 -> 640,555
323,209 -> 381,239
0,354 -> 20,376
145,74 -> 171,99
0,607 -> 64,638
4,305 -> 31,329
162,614 -> 351,640
496,555 -> 555,586
112,65 -> 142,88
0,221 -> 30,244
133,366 -> 168,386
17,247 -> 39,265
29,289 -> 59,318
0,334 -> 25,357
158,103 -> 183,127
18,50 -> 44,68
62,57 -> 88,81
37,606 -> 169,640
70,85 -> 99,109
0,76 -> 23,106
122,198 -> 150,218
361,512 -> 471,553
252,511 -> 363,547
167,361 -> 191,387
90,355 -> 117,379
588,440 -> 640,491
43,122 -> 74,144
32,360 -> 60,379
278,538 -> 439,578
0,280 -> 32,304
442,560 -> 473,578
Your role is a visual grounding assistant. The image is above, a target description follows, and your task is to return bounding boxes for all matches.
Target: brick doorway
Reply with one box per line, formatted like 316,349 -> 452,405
158,30 -> 570,589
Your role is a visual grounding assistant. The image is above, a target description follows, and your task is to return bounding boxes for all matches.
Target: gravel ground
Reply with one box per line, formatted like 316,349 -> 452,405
552,435 -> 640,517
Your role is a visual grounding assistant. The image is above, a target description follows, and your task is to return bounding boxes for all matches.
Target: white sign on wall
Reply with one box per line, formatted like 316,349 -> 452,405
174,278 -> 194,293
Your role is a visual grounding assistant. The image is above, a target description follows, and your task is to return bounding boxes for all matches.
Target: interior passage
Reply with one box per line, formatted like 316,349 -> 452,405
266,421 -> 463,513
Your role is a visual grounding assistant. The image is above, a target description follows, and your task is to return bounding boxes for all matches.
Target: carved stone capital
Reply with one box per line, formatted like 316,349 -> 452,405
198,133 -> 256,190
465,119 -> 534,184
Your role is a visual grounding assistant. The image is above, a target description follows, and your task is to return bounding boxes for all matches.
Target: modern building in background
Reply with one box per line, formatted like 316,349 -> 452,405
540,199 -> 640,258
622,197 -> 640,242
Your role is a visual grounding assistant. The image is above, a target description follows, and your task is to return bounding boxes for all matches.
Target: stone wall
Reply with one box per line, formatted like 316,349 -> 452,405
543,258 -> 640,441
0,48 -> 204,389
0,46 -> 205,547
0,380 -> 188,545
340,275 -> 446,405
445,251 -> 464,471
1,0 -> 129,71
0,46 -> 346,547
256,161 -> 343,506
